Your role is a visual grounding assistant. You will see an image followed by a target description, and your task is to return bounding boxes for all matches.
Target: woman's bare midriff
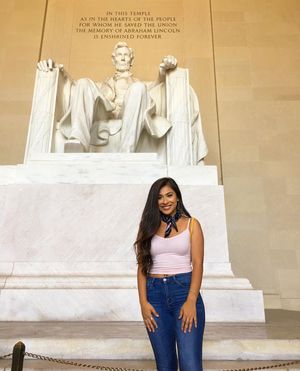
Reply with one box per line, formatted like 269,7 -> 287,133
148,273 -> 175,278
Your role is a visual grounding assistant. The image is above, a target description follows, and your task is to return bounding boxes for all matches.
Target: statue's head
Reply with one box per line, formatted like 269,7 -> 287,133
111,42 -> 134,72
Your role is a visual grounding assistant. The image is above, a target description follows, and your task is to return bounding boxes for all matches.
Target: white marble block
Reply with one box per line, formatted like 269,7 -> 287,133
0,153 -> 218,185
0,166 -> 265,322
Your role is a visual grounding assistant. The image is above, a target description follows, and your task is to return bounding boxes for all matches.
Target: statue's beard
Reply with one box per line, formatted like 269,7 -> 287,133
115,63 -> 131,72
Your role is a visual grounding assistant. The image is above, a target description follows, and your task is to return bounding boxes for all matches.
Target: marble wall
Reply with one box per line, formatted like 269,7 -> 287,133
211,0 -> 300,310
0,0 -> 299,310
0,0 -> 46,164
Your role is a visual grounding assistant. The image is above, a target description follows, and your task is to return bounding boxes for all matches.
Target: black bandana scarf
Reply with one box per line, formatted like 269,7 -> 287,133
160,209 -> 182,238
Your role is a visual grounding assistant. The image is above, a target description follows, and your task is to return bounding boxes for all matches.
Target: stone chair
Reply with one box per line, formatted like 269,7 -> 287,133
25,66 -> 207,166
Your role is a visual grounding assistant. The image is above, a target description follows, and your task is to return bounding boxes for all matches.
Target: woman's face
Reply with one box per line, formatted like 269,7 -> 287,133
158,185 -> 178,216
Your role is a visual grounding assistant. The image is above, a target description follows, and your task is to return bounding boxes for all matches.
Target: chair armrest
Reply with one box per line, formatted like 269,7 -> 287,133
24,67 -> 72,162
165,67 -> 193,166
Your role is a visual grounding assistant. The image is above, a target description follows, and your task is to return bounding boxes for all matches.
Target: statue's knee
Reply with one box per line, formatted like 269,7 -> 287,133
76,78 -> 93,88
129,81 -> 146,94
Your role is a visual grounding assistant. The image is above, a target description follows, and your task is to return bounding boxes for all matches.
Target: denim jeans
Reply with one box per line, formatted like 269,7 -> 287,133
146,272 -> 205,371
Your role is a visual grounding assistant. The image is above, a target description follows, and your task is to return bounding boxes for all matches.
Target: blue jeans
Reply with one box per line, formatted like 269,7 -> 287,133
146,272 -> 205,371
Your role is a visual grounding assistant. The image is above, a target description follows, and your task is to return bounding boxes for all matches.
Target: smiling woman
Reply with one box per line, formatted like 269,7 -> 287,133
134,177 -> 205,371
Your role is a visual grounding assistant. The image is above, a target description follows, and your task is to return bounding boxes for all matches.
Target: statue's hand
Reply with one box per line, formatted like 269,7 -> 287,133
159,55 -> 178,75
37,58 -> 63,72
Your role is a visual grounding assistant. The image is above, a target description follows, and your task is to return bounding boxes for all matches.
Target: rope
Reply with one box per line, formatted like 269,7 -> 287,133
25,352 -> 144,371
1,351 -> 299,371
0,353 -> 12,359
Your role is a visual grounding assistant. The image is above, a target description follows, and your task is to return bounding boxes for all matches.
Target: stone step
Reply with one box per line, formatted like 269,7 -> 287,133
0,155 -> 218,185
0,311 -> 299,362
1,336 -> 298,361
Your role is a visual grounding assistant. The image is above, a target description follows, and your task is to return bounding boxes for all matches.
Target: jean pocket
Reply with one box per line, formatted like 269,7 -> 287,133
146,277 -> 155,289
173,275 -> 191,288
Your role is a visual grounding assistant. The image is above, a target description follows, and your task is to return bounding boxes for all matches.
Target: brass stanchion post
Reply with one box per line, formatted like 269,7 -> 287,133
11,341 -> 25,371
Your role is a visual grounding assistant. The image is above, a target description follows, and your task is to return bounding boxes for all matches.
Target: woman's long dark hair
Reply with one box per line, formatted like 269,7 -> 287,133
134,177 -> 191,275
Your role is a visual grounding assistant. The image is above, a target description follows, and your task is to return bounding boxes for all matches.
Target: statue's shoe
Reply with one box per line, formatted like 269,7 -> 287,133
64,139 -> 85,153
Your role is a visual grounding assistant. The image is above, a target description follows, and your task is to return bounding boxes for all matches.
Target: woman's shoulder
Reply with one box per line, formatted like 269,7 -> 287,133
181,215 -> 200,223
188,216 -> 202,232
190,216 -> 200,223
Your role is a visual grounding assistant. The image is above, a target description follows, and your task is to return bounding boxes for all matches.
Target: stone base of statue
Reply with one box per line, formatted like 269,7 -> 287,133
0,62 -> 265,322
0,154 -> 264,322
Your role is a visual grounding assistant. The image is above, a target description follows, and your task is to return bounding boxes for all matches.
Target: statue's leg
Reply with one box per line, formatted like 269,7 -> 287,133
119,82 -> 148,152
69,78 -> 101,151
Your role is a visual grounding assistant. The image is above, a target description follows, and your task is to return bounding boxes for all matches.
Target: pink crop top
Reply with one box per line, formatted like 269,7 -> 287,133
149,219 -> 192,275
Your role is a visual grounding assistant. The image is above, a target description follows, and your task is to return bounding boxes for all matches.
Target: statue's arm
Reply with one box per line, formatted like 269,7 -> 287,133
147,55 -> 177,90
158,55 -> 177,82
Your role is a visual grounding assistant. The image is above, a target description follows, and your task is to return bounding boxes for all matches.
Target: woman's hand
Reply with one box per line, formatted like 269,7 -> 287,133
178,298 -> 197,333
141,301 -> 159,332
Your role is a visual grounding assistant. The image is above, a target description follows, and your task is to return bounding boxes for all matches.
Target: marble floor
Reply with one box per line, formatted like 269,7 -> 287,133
0,310 -> 299,340
1,359 -> 300,371
0,310 -> 299,370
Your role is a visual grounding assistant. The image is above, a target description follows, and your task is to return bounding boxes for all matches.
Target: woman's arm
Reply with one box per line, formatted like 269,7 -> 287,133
137,265 -> 148,306
178,218 -> 204,332
137,265 -> 159,332
188,218 -> 204,300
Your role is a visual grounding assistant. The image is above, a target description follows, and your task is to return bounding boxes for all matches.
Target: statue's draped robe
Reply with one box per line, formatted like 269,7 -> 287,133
58,76 -> 208,163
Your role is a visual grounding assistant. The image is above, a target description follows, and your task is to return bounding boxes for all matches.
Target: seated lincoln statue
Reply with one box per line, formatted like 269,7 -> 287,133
37,42 -> 207,164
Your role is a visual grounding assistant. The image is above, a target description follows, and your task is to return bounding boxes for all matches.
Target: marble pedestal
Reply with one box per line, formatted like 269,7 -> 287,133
0,154 -> 265,321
